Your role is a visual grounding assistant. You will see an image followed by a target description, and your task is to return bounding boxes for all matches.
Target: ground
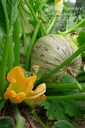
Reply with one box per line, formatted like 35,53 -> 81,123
0,102 -> 85,128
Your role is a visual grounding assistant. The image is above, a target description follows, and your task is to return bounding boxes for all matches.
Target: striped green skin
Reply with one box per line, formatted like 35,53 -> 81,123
31,34 -> 82,83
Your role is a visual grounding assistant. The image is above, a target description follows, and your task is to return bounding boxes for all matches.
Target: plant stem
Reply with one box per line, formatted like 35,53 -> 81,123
0,0 -> 10,97
0,35 -> 10,97
78,70 -> 85,75
76,75 -> 85,82
25,21 -> 40,70
31,109 -> 47,128
14,105 -> 25,128
40,23 -> 47,35
46,14 -> 57,34
36,42 -> 85,85
13,18 -> 20,66
8,37 -> 13,71
80,83 -> 85,88
46,93 -> 85,100
46,82 -> 83,91
58,18 -> 85,35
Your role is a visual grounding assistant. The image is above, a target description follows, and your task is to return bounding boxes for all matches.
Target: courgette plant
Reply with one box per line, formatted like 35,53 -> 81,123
0,0 -> 85,128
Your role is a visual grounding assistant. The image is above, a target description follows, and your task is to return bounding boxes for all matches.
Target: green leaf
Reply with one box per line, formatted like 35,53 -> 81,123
40,100 -> 84,124
0,0 -> 18,34
6,0 -> 19,28
0,117 -> 14,128
54,120 -> 75,128
40,100 -> 69,120
18,2 -> 34,34
77,31 -> 85,46
76,19 -> 85,28
61,101 -> 84,119
66,14 -> 76,29
0,100 -> 5,111
0,0 -> 8,34
60,73 -> 77,84
64,2 -> 72,16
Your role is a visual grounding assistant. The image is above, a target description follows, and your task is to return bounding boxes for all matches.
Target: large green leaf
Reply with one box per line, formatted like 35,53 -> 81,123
6,0 -> 18,28
0,117 -> 14,128
40,100 -> 84,122
18,2 -> 34,34
40,100 -> 69,120
54,120 -> 75,128
61,101 -> 84,119
0,0 -> 18,34
0,0 -> 8,34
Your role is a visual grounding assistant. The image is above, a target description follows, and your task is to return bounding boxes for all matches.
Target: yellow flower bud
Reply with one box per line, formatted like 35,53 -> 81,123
54,0 -> 64,15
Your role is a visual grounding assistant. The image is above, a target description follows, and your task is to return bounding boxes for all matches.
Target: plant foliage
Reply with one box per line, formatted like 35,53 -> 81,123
0,0 -> 85,128
0,117 -> 14,128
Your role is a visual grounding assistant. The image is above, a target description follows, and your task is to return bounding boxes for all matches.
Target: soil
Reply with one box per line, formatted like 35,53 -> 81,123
74,120 -> 85,128
0,102 -> 85,128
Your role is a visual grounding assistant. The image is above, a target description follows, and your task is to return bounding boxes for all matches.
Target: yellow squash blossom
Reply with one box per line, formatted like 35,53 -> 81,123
4,66 -> 46,105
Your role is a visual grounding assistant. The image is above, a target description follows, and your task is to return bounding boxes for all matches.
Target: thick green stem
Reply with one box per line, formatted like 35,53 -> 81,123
13,18 -> 20,66
36,42 -> 85,85
8,37 -> 13,71
25,21 -> 40,70
0,35 -> 10,97
47,93 -> 85,100
58,18 -> 85,35
76,75 -> 85,82
46,82 -> 83,91
14,105 -> 25,128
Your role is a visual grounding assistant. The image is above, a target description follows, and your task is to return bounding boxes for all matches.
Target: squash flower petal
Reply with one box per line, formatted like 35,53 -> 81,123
25,83 -> 46,106
4,66 -> 37,103
7,66 -> 25,83
4,90 -> 26,103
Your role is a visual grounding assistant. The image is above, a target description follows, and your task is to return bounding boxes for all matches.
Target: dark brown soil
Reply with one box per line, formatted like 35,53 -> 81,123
73,119 -> 85,128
